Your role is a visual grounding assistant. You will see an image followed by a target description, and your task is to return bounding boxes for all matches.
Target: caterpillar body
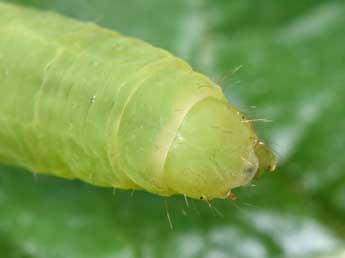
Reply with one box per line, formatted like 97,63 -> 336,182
0,3 -> 276,200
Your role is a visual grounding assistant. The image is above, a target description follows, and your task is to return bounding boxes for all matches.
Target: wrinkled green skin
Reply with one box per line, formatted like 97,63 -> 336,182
0,3 -> 276,200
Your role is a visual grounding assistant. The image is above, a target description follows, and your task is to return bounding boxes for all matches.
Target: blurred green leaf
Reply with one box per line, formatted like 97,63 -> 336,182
1,0 -> 344,257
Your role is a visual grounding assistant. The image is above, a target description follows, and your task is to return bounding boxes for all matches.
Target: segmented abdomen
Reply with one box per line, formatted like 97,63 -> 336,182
0,3 -> 225,195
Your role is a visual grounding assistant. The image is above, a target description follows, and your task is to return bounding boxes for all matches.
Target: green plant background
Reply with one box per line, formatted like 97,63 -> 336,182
0,0 -> 344,257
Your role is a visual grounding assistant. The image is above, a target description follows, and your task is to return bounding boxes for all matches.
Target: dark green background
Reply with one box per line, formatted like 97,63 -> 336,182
0,0 -> 344,257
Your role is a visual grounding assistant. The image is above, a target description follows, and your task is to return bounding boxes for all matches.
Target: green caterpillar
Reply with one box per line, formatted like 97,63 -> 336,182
0,3 -> 276,200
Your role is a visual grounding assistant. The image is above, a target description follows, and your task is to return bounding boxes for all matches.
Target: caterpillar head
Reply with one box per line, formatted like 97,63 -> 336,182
163,98 -> 277,200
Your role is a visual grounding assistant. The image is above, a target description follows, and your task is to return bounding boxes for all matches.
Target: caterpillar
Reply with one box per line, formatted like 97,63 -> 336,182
0,3 -> 276,200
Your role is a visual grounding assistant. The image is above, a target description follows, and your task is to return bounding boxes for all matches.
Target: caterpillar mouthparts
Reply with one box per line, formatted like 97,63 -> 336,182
0,3 -> 277,200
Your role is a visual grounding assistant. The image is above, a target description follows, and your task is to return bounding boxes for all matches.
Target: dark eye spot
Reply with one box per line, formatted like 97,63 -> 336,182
243,165 -> 258,183
244,165 -> 256,176
199,196 -> 203,200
